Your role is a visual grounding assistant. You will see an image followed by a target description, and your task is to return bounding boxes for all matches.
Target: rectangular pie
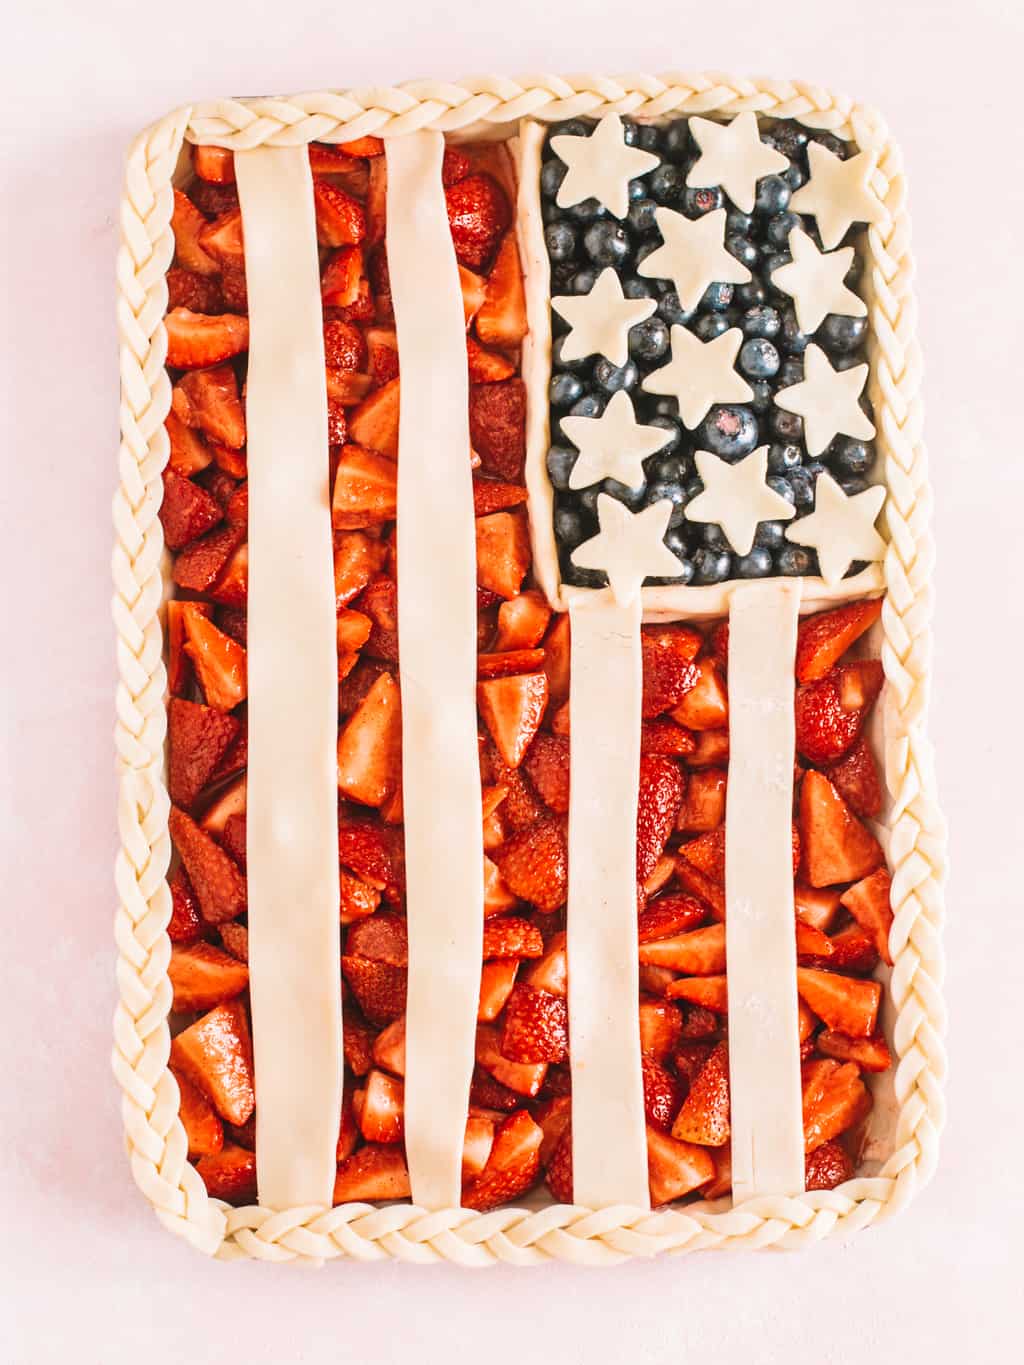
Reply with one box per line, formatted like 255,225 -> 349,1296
113,74 -> 947,1264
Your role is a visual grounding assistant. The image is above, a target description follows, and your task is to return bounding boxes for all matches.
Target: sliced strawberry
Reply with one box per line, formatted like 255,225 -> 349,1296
835,658 -> 884,711
672,1041 -> 729,1146
481,739 -> 546,832
159,468 -> 222,552
168,941 -> 249,1012
334,1145 -> 411,1203
641,719 -> 697,759
167,867 -> 203,944
334,531 -> 385,609
346,911 -> 408,967
523,930 -> 568,996
476,1024 -> 547,1097
641,625 -> 702,718
643,855 -> 676,900
193,145 -> 235,183
477,648 -> 546,680
336,1088 -> 359,1162
460,265 -> 487,325
165,409 -> 212,476
804,1138 -> 855,1190
677,766 -> 726,832
795,673 -> 867,764
342,1010 -> 376,1077
678,827 -> 726,882
639,998 -> 684,1060
358,1070 -> 404,1143
173,524 -> 245,595
172,1065 -> 224,1157
338,135 -> 385,159
219,269 -> 248,313
308,142 -> 362,174
535,1094 -> 572,1166
336,670 -> 402,809
818,1029 -> 892,1072
673,859 -> 726,920
646,1125 -> 715,1206
802,1058 -> 871,1153
545,1127 -> 574,1203
796,921 -> 834,958
638,895 -> 707,942
797,967 -> 881,1038
469,379 -> 526,481
794,882 -> 843,932
339,866 -> 381,925
198,774 -> 246,837
636,756 -> 685,883
364,154 -> 388,242
168,699 -> 241,809
482,917 -> 544,960
218,920 -> 248,961
795,599 -> 883,682
500,985 -> 568,1063
493,818 -> 568,913
445,173 -> 511,270
195,206 -> 243,270
535,616 -> 569,712
466,333 -> 514,383
338,821 -> 405,903
478,672 -> 548,768
825,737 -> 883,819
840,867 -> 894,965
177,366 -> 246,448
210,441 -> 247,480
189,176 -> 238,215
475,233 -> 527,346
521,732 -> 569,814
800,770 -> 884,887
666,974 -> 729,1012
167,267 -> 223,313
341,956 -> 406,1024
686,729 -> 730,768
678,1004 -> 720,1039
463,1114 -> 497,1180
171,189 -> 219,275
180,607 -> 247,711
331,444 -> 397,529
490,590 -> 548,653
463,1110 -> 543,1210
171,999 -> 254,1125
206,541 -> 248,608
670,655 -> 728,729
442,145 -> 472,186
482,855 -> 516,916
820,924 -> 881,973
169,805 -> 246,924
478,958 -> 519,1022
673,1040 -> 716,1091
639,923 -> 726,975
642,1054 -> 682,1131
355,575 -> 399,662
320,320 -> 367,373
321,244 -> 369,309
195,1144 -> 256,1202
348,377 -> 400,458
165,309 -> 248,370
313,178 -> 366,247
476,508 -> 531,599
469,1066 -> 522,1112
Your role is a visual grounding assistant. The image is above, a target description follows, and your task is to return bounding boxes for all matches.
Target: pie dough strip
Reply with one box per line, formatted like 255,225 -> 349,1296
234,148 -> 341,1209
567,593 -> 650,1209
385,131 -> 484,1210
725,579 -> 805,1200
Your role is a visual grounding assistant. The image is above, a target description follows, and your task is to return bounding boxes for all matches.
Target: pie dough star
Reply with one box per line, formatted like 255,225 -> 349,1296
790,142 -> 886,251
686,112 -> 789,214
785,471 -> 886,585
684,446 -> 795,557
562,390 -> 672,491
774,343 -> 876,456
770,228 -> 867,334
642,325 -> 753,430
638,208 -> 751,312
552,268 -> 656,366
571,494 -> 682,606
551,113 -> 661,220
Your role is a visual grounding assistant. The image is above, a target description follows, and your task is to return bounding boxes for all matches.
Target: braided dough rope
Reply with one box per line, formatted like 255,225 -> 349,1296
113,75 -> 946,1265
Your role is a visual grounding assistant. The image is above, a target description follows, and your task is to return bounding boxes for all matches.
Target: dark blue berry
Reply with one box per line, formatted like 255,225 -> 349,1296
583,220 -> 631,269
550,119 -> 589,140
755,175 -> 791,215
770,407 -> 803,442
739,337 -> 780,379
544,220 -> 578,263
693,547 -> 732,584
554,505 -> 586,547
838,475 -> 870,496
663,120 -> 692,159
546,445 -> 577,490
592,357 -> 640,395
622,275 -> 656,301
550,263 -> 577,296
551,333 -> 590,373
783,164 -> 807,191
550,372 -> 584,409
628,197 -> 659,235
540,159 -> 568,199
566,393 -> 605,422
726,234 -> 760,270
818,313 -> 868,355
743,305 -> 781,339
541,199 -> 562,226
568,267 -> 597,296
567,565 -> 608,589
653,531 -> 695,584
698,405 -> 760,460
766,210 -> 800,249
651,396 -> 680,419
649,165 -> 687,206
629,317 -> 670,362
627,176 -> 649,202
736,279 -> 768,308
567,197 -> 607,224
683,185 -> 723,217
763,250 -> 792,286
635,125 -> 663,154
812,131 -> 848,159
649,447 -> 689,480
787,467 -> 816,508
657,291 -> 695,328
776,545 -> 814,575
830,437 -> 875,478
778,357 -> 804,388
754,519 -> 786,549
703,523 -> 730,551
695,313 -> 731,341
619,118 -> 641,146
645,480 -> 688,527
735,546 -> 774,577
749,380 -> 773,412
602,477 -> 647,509
634,238 -> 663,271
700,281 -> 734,312
768,442 -> 802,474
763,121 -> 807,159
726,208 -> 754,235
779,309 -> 809,354
767,474 -> 796,505
578,486 -> 602,515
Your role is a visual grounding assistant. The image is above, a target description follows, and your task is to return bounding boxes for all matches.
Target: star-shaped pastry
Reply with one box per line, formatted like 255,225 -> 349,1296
790,143 -> 886,251
684,446 -> 795,557
774,344 -> 876,456
686,112 -> 789,214
562,390 -> 672,491
642,325 -> 753,430
785,471 -> 886,585
551,113 -> 661,220
638,208 -> 751,312
552,268 -> 656,367
770,228 -> 866,334
571,494 -> 682,605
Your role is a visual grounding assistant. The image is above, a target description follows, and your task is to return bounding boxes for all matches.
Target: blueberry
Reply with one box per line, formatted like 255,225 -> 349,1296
541,199 -> 562,226
749,380 -> 773,412
649,446 -> 688,479
550,119 -> 589,140
726,234 -> 760,271
664,120 -> 692,160
755,174 -> 791,216
645,480 -> 688,527
844,254 -> 863,288
554,504 -> 586,547
811,131 -> 849,159
776,544 -> 814,575
783,163 -> 807,192
550,263 -> 577,296
540,159 -> 568,200
649,165 -> 687,206
804,459 -> 826,482
653,532 -> 695,584
735,545 -> 774,577
762,250 -> 792,287
568,267 -> 597,296
628,197 -> 659,235
701,281 -> 734,312
763,121 -> 807,159
779,308 -> 809,354
566,393 -> 605,421
838,475 -> 870,496
567,197 -> 607,224
619,117 -> 641,146
836,353 -> 869,372
818,313 -> 869,355
657,291 -> 695,328
546,445 -> 577,490
622,275 -> 656,301
683,185 -> 724,217
766,210 -> 800,249
550,372 -> 584,409
583,220 -> 632,269
768,442 -> 802,473
545,220 -> 578,264
743,305 -> 781,339
651,396 -> 681,419
693,547 -> 733,584
635,125 -> 663,154
767,474 -> 796,505
739,337 -> 780,379
629,317 -> 670,362
551,333 -> 590,373
685,476 -> 705,501
603,476 -> 647,509
736,280 -> 768,308
830,437 -> 875,478
778,357 -> 805,388
566,564 -> 608,589
577,486 -> 602,515
770,407 -> 804,442
726,208 -> 754,236
788,467 -> 816,508
754,519 -> 786,549
698,405 -> 760,460
703,523 -> 731,551
695,313 -> 731,341
592,357 -> 640,395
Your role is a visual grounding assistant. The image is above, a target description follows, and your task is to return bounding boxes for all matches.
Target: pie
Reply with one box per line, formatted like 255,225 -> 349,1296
114,76 -> 945,1263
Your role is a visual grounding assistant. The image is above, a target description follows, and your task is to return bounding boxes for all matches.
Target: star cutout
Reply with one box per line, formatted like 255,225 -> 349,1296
785,472 -> 886,585
790,143 -> 886,251
770,228 -> 866,334
638,208 -> 751,312
684,446 -> 795,557
551,113 -> 660,220
774,343 -> 876,456
552,268 -> 656,366
686,112 -> 789,214
642,325 -> 753,430
571,494 -> 682,606
562,390 -> 672,491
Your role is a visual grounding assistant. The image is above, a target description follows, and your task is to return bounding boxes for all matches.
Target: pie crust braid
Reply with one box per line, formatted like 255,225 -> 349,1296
113,75 -> 946,1264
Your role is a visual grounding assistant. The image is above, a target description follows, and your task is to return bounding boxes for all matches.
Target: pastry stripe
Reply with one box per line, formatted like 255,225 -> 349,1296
385,132 -> 484,1210
724,579 -> 805,1200
234,147 -> 342,1209
566,593 -> 650,1209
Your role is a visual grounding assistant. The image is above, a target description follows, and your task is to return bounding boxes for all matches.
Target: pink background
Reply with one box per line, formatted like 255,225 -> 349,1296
4,2 -> 1022,1360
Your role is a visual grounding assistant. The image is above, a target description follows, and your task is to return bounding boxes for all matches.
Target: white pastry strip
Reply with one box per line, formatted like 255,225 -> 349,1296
725,579 -> 805,1200
567,593 -> 650,1209
234,148 -> 341,1209
385,132 -> 484,1210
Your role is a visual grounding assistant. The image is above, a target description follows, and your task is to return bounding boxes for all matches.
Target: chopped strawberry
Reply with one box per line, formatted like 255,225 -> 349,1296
172,1066 -> 224,1157
670,655 -> 728,730
541,614 -> 572,710
210,441 -> 247,479
196,1144 -> 257,1202
331,444 -> 398,530
500,985 -> 568,1063
467,334 -> 515,383
835,658 -> 884,711
341,956 -> 406,1024
322,319 -> 368,372
172,523 -> 245,595
342,1011 -> 376,1077
545,1127 -> 574,1203
478,672 -> 548,768
169,806 -> 246,924
334,1145 -> 411,1203
673,858 -> 726,920
535,1094 -> 572,1167
678,827 -> 726,882
358,1070 -> 405,1143
336,1088 -> 359,1162
308,142 -> 363,175
840,867 -> 894,964
672,1041 -> 729,1146
463,1114 -> 497,1180
167,267 -> 223,313
646,1125 -> 715,1206
206,541 -> 248,608
825,737 -> 883,819
493,590 -> 550,651
795,672 -> 867,764
641,625 -> 702,718
476,508 -> 531,599
469,379 -> 526,481
475,233 -> 527,347
334,531 -> 386,609
219,269 -> 248,313
795,599 -> 883,682
346,911 -> 408,966
336,669 -> 402,809
639,923 -> 726,975
197,209 -> 245,269
482,739 -> 547,832
348,378 -> 400,458
673,1040 -> 715,1090
469,1066 -> 522,1112
168,941 -> 249,1012
796,921 -> 834,958
479,958 -> 519,1022
799,770 -> 884,887
804,1139 -> 855,1190
818,1029 -> 892,1072
463,1110 -> 543,1210
321,245 -> 369,310
638,895 -> 707,942
523,930 -> 568,996
639,998 -> 684,1060
338,820 -> 405,902
218,920 -> 248,961
165,409 -> 212,476
522,732 -> 569,814
797,967 -> 881,1038
179,606 -> 247,710
171,189 -> 219,275
686,729 -> 730,768
445,173 -> 511,270
678,1004 -> 720,1039
168,699 -> 241,809
460,265 -> 487,325
666,974 -> 729,1012
642,1054 -> 682,1131
643,854 -> 676,900
802,1058 -> 872,1153
483,855 -> 517,916
171,999 -> 254,1125
167,867 -> 203,944
636,756 -> 685,883
338,135 -> 385,159
794,882 -> 842,932
193,145 -> 235,183
313,178 -> 366,247
475,1024 -> 548,1097
821,924 -> 881,973
677,766 -> 727,832
165,309 -> 249,370
641,718 -> 697,758
478,648 -> 546,679
159,468 -> 222,552
493,818 -> 568,913
482,917 -> 544,960
355,575 -> 399,662
166,600 -> 205,696
189,177 -> 238,215
339,866 -> 381,924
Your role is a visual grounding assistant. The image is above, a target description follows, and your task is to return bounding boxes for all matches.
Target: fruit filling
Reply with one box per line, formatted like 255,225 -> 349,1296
161,135 -> 892,1211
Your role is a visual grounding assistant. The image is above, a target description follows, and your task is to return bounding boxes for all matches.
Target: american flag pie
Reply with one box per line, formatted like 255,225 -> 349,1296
117,81 -> 945,1258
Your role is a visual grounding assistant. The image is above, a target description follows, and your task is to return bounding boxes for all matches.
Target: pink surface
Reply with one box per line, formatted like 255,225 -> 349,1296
4,3 -> 1022,1362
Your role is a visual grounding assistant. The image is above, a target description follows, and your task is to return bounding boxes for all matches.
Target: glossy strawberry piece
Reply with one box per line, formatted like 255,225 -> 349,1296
636,756 -> 685,883
167,699 -> 241,809
445,173 -> 511,270
165,309 -> 249,370
825,737 -> 883,819
462,1110 -> 543,1210
493,818 -> 568,914
172,1000 -> 255,1125
168,941 -> 250,1012
795,599 -> 883,682
169,806 -> 247,924
469,379 -> 526,481
478,672 -> 548,768
500,985 -> 569,1063
641,626 -> 702,718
